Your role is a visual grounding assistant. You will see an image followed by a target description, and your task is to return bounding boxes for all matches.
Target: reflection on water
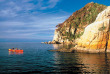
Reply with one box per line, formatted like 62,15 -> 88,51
54,52 -> 110,73
52,44 -> 64,49
9,51 -> 23,55
1,42 -> 110,73
77,53 -> 110,73
52,44 -> 110,73
52,44 -> 74,49
53,52 -> 82,73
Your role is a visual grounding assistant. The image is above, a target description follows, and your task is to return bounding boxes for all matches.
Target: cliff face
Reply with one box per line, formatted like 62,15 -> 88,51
76,6 -> 110,52
53,2 -> 107,43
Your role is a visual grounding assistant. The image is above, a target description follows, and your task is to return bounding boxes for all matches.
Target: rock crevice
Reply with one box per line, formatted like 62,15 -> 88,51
52,2 -> 107,44
75,6 -> 110,52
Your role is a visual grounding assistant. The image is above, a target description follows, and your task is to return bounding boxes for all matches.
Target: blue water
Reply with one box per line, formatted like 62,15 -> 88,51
0,42 -> 110,73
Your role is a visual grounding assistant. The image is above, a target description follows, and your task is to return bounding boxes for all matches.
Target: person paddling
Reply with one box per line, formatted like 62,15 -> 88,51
12,48 -> 14,50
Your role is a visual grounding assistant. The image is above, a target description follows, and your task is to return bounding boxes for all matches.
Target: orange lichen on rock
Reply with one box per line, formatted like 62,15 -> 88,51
52,2 -> 106,43
75,6 -> 110,52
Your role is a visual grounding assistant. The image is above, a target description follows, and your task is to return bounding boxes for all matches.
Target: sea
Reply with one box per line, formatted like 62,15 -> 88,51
0,42 -> 110,73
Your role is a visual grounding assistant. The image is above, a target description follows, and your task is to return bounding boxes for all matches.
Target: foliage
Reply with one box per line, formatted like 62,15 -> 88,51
98,25 -> 106,31
55,2 -> 107,41
74,32 -> 84,39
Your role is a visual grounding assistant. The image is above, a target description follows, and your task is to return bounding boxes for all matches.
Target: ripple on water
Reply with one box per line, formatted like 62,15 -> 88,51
0,43 -> 110,73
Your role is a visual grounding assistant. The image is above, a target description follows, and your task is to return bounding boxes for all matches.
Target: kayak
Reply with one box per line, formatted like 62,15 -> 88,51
8,49 -> 23,52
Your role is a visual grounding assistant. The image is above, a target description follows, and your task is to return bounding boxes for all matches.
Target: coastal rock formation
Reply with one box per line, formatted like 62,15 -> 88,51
52,2 -> 106,44
76,6 -> 110,52
42,41 -> 61,44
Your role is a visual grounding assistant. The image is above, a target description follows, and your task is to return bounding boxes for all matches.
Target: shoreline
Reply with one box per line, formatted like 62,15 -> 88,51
49,46 -> 110,53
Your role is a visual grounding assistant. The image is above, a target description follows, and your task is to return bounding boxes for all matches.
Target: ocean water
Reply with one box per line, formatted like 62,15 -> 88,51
0,42 -> 110,73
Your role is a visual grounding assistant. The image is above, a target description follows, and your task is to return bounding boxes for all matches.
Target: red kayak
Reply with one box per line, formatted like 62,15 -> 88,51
8,49 -> 23,52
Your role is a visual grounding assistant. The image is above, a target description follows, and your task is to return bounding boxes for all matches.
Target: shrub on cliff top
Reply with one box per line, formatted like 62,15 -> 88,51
55,2 -> 107,41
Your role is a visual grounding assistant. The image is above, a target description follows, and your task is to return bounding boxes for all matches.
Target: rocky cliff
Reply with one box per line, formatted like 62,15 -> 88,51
75,6 -> 110,53
53,2 -> 107,44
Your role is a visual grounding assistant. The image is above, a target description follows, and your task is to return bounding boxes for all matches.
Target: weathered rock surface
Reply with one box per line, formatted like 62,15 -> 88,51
52,2 -> 106,44
75,6 -> 110,52
42,41 -> 61,44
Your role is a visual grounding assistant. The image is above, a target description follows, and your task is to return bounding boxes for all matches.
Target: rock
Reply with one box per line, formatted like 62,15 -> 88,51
41,42 -> 44,43
76,6 -> 110,52
53,29 -> 60,41
51,41 -> 61,44
42,40 -> 61,44
52,3 -> 106,43
51,40 -> 56,44
44,42 -> 48,44
55,41 -> 61,44
48,41 -> 51,44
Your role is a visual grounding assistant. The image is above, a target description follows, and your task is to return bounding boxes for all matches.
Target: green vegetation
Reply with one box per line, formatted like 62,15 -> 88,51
74,32 -> 84,39
56,2 -> 107,41
99,24 -> 106,31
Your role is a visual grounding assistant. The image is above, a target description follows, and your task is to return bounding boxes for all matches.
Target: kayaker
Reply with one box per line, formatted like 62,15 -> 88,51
12,48 -> 14,50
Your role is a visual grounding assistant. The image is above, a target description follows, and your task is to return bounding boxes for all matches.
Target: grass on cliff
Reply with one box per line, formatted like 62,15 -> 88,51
98,24 -> 106,31
74,32 -> 84,39
56,2 -> 107,41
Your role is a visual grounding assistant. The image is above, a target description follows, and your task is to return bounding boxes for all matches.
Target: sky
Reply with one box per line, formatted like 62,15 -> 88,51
0,0 -> 109,42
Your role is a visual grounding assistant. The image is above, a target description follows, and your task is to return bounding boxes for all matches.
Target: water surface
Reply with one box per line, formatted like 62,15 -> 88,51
0,42 -> 110,73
